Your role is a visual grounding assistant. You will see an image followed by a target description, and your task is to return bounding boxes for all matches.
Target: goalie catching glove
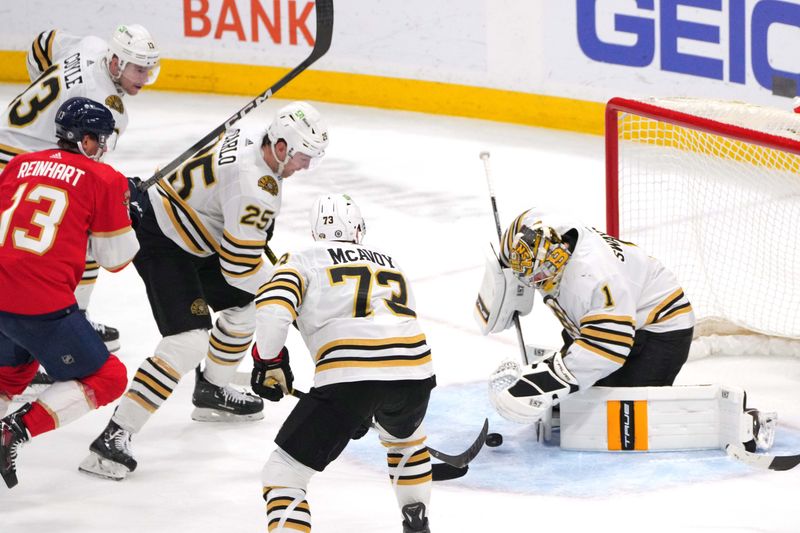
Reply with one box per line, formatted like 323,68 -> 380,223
474,244 -> 534,335
251,344 -> 294,401
489,350 -> 579,424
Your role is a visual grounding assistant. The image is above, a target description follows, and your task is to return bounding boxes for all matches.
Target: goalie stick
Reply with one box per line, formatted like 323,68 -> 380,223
725,444 -> 800,472
290,390 -> 488,480
138,0 -> 334,192
480,151 -> 530,365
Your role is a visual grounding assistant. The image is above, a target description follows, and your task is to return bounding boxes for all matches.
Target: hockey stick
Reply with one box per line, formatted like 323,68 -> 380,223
480,151 -> 530,365
725,444 -> 800,472
138,0 -> 334,192
290,389 -> 487,479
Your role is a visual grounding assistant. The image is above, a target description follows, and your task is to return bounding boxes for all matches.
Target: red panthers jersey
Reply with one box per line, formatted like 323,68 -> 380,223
0,149 -> 139,314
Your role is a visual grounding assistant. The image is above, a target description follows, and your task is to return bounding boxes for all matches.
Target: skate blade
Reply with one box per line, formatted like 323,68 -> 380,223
78,453 -> 130,481
104,340 -> 121,352
190,407 -> 264,423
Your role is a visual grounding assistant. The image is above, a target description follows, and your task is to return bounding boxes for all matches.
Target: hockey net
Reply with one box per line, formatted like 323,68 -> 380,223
605,97 -> 800,358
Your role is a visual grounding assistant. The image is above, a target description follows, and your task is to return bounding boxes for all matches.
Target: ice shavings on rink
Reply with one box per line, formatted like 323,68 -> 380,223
344,380 -> 800,498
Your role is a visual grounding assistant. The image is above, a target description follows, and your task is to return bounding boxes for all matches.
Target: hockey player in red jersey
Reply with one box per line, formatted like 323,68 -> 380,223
2,24 -> 161,352
0,97 -> 139,488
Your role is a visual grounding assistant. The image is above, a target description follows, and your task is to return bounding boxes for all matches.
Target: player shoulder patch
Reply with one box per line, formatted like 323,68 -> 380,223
105,95 -> 124,114
258,175 -> 279,196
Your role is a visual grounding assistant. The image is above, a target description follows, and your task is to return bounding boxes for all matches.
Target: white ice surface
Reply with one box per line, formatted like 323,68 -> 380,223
1,84 -> 799,532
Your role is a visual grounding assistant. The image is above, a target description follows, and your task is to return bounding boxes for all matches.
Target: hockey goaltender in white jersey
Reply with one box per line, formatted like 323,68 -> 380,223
476,208 -> 777,454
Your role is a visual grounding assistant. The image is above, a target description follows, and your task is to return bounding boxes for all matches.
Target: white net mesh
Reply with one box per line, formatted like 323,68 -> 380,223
612,97 -> 800,358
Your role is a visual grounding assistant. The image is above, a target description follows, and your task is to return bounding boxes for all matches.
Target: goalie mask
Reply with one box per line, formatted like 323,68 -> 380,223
500,212 -> 570,293
107,24 -> 160,85
267,101 -> 329,176
310,194 -> 366,244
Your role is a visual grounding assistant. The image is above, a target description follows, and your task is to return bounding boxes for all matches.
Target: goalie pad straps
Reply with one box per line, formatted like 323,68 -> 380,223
474,244 -> 534,335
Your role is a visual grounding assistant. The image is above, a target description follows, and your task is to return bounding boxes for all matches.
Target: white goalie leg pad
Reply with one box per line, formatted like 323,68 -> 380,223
36,380 -> 94,428
559,385 -> 776,452
377,421 -> 432,512
473,244 -> 534,335
113,329 -> 208,432
203,303 -> 255,387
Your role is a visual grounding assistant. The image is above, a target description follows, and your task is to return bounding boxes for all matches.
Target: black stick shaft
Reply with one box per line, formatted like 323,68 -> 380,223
139,0 -> 334,192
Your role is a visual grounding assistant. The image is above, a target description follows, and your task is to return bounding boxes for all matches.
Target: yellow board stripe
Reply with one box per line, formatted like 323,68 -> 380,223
0,51 -> 607,135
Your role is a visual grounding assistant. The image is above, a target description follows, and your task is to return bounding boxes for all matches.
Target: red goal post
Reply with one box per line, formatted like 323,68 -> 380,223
605,97 -> 800,357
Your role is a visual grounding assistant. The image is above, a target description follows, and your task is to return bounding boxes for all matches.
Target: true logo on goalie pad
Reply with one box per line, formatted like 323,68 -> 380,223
607,400 -> 648,451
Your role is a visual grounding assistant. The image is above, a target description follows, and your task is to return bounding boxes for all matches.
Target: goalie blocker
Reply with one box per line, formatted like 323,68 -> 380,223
518,383 -> 775,453
474,244 -> 534,335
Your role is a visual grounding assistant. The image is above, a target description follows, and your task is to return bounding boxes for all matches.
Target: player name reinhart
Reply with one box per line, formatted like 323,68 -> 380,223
16,159 -> 86,186
328,247 -> 395,268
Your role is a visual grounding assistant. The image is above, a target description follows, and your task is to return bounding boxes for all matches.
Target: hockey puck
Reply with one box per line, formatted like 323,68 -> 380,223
486,432 -> 503,447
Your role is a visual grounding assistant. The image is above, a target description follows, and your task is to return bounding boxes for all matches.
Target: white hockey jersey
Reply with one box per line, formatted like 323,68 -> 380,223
148,129 -> 275,295
514,210 -> 695,390
0,30 -> 126,169
255,240 -> 434,388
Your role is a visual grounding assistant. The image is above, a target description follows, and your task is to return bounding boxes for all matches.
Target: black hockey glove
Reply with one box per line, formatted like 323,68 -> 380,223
126,177 -> 152,229
251,344 -> 294,402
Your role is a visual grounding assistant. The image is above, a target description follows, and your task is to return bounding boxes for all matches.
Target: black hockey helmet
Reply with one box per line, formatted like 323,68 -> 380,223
55,97 -> 115,148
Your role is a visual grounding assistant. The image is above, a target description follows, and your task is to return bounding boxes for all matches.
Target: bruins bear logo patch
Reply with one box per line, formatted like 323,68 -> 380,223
190,298 -> 209,316
105,95 -> 124,114
258,176 -> 279,196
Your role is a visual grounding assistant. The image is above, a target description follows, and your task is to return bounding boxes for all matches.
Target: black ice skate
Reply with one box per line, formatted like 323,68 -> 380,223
89,319 -> 121,352
401,502 -> 431,533
78,420 -> 137,481
0,403 -> 32,489
191,367 -> 264,422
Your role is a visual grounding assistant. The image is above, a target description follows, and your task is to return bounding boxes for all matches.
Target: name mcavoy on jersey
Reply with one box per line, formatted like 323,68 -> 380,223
328,247 -> 395,268
17,158 -> 86,186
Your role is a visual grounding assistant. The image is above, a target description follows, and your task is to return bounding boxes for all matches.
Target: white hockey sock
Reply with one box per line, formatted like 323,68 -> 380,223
379,424 -> 432,511
261,447 -> 315,532
36,380 -> 94,427
113,356 -> 182,433
264,487 -> 311,532
1,393 -> 12,418
203,317 -> 253,387
75,253 -> 99,310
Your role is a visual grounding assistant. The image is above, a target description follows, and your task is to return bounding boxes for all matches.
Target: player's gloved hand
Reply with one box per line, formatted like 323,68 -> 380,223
126,177 -> 151,229
251,344 -> 294,401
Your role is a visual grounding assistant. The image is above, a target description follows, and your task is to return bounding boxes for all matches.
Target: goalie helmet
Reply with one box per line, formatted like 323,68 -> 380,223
55,97 -> 116,161
310,194 -> 365,244
266,101 -> 329,167
500,210 -> 571,292
107,24 -> 160,84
